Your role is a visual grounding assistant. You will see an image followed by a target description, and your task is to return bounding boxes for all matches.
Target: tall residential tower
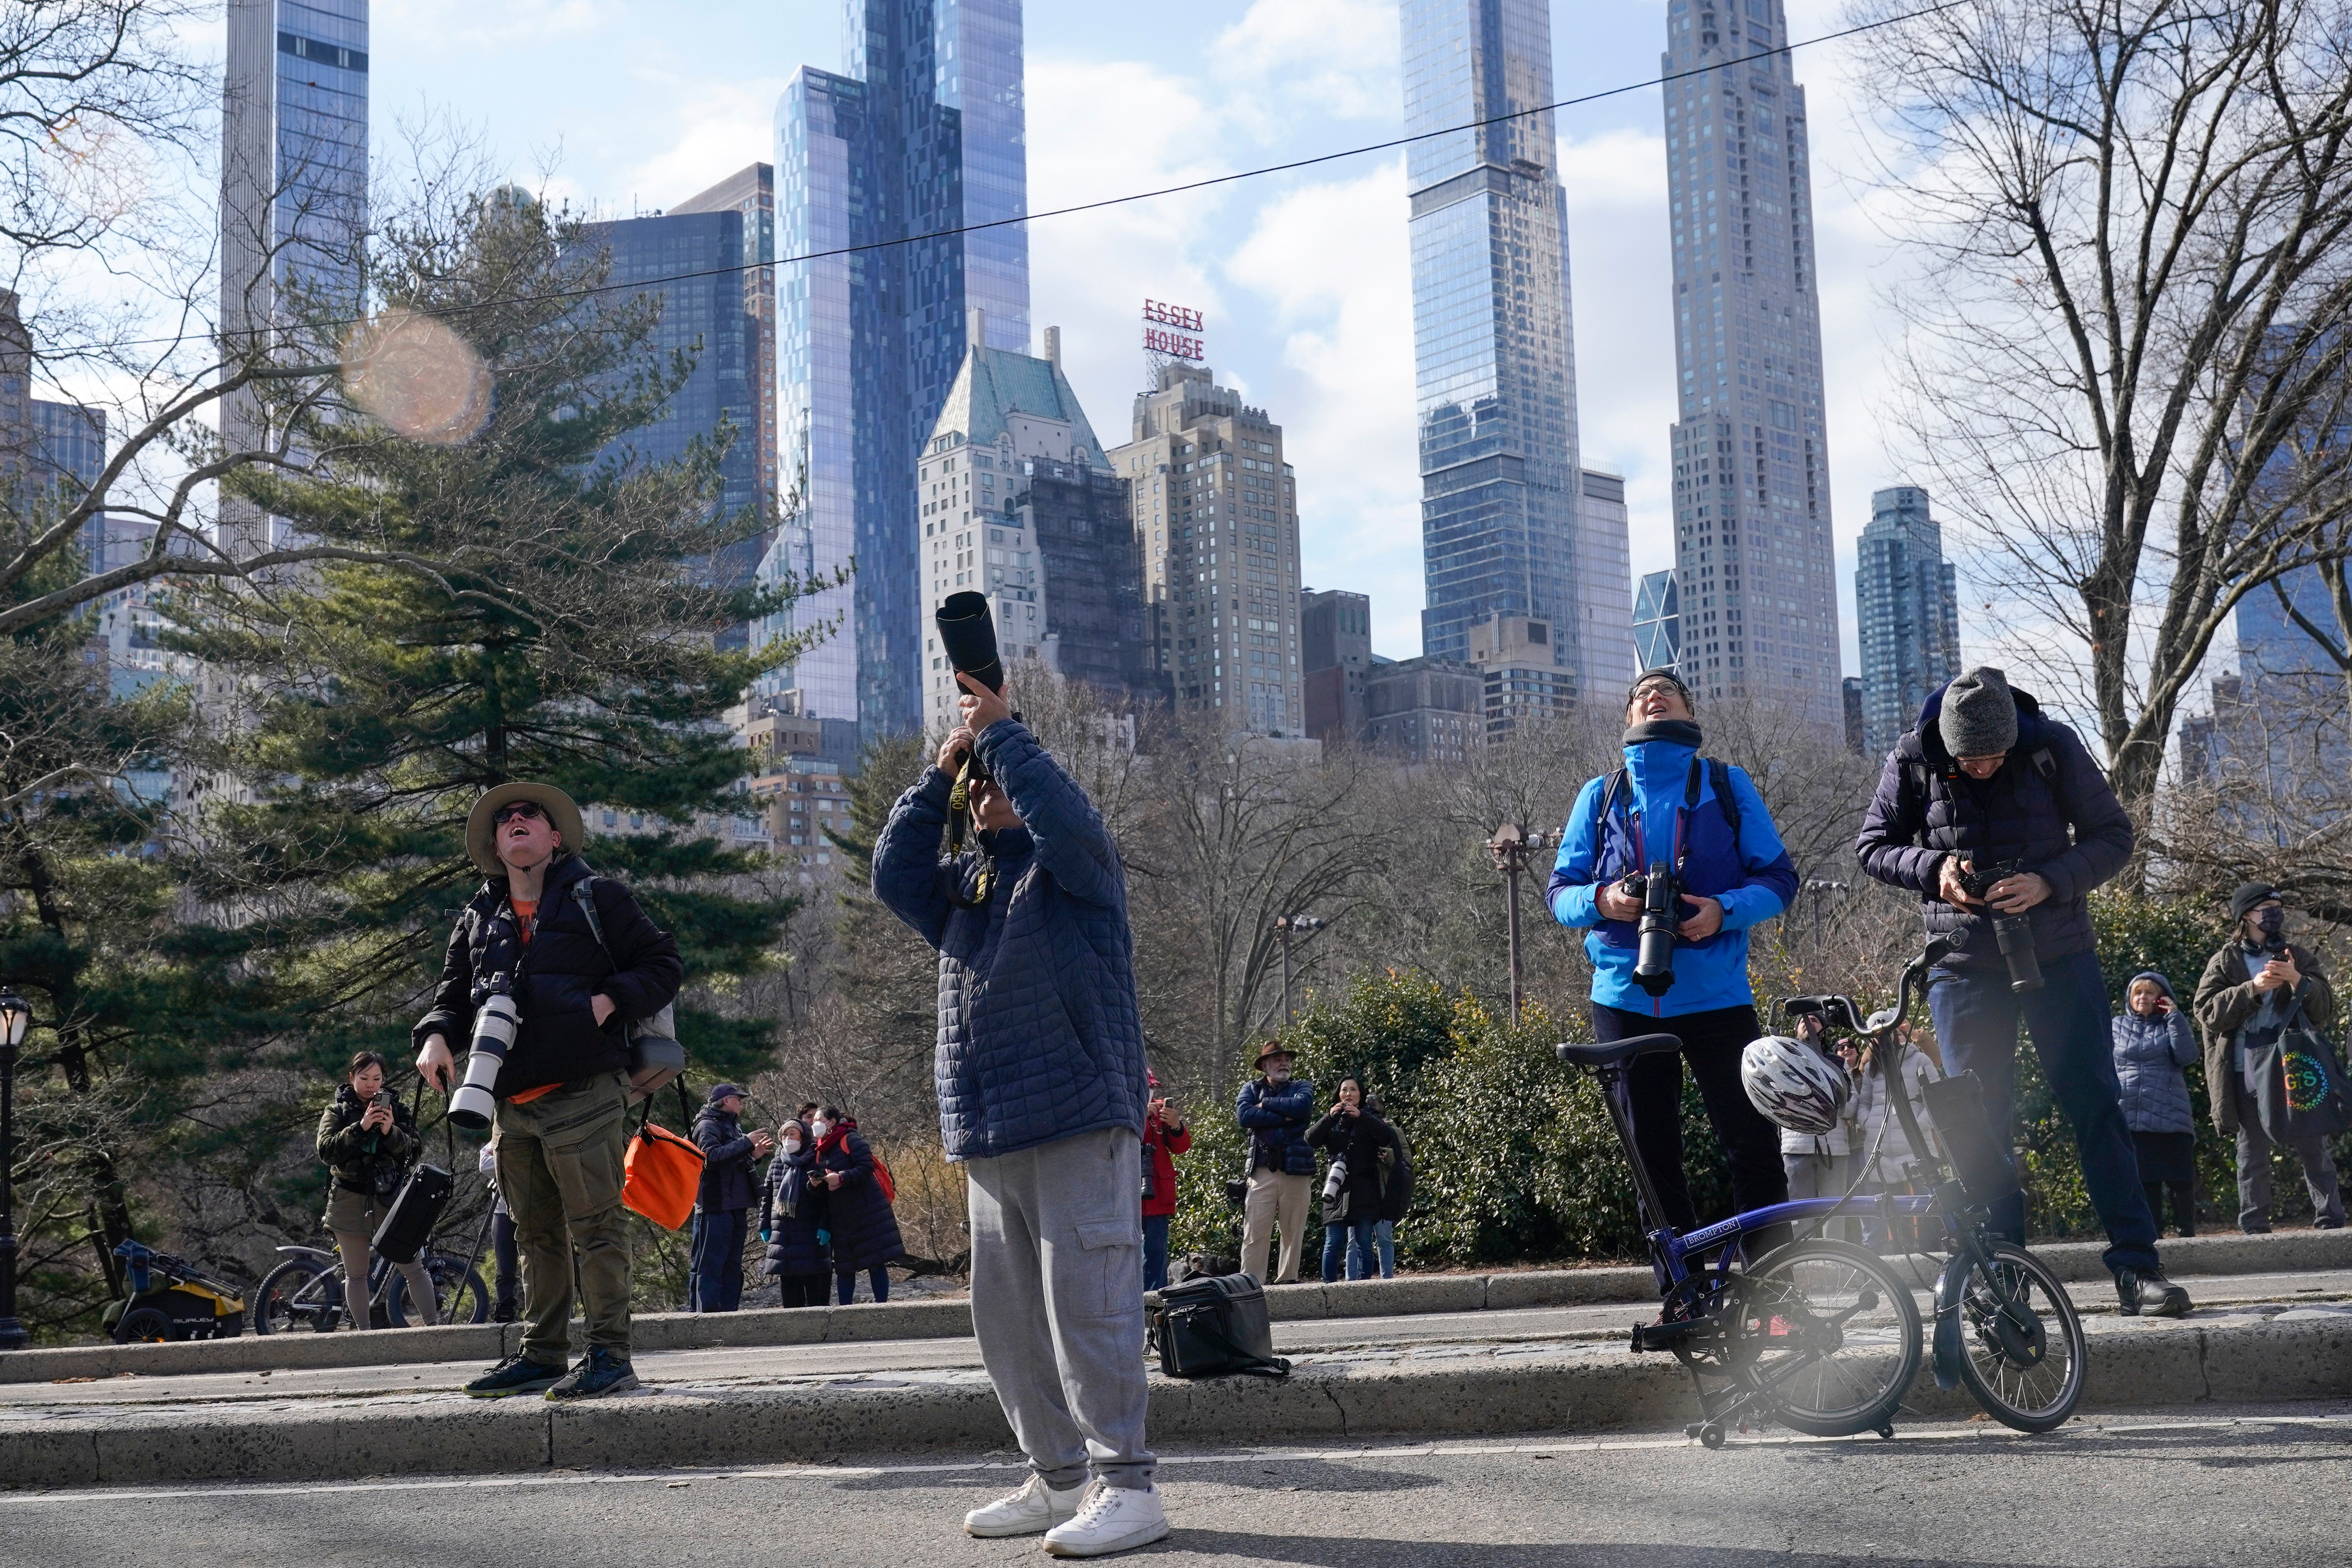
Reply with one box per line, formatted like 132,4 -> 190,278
1399,0 -> 1630,704
1661,0 -> 1840,717
772,0 -> 1030,742
220,0 -> 369,556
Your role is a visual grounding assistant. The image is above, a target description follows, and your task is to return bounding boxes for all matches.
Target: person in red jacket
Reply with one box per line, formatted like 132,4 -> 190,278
1142,1072 -> 1190,1292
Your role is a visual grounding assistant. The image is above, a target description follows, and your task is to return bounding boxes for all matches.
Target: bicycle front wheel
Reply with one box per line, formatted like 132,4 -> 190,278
1952,1243 -> 2086,1433
1738,1238 -> 1923,1437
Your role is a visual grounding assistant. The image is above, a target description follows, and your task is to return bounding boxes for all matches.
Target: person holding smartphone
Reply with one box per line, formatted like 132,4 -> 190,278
2111,972 -> 2200,1236
315,1052 -> 436,1329
1141,1073 -> 1190,1293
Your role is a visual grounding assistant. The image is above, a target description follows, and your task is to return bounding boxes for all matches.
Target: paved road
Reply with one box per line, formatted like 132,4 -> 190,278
4,1402 -> 2346,1566
7,1267 -> 2345,1414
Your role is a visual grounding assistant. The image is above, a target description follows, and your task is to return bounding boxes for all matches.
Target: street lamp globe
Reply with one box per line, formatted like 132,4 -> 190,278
0,994 -> 26,1050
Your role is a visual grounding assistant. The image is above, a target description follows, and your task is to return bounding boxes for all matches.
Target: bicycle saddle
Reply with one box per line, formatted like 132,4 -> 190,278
1555,1034 -> 1684,1069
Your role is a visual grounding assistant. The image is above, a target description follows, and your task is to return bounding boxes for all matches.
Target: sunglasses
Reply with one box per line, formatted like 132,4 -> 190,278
491,801 -> 548,826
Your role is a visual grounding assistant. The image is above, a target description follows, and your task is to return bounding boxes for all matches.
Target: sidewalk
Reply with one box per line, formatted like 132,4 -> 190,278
10,1226 -> 2343,1385
5,1264 -> 2347,1489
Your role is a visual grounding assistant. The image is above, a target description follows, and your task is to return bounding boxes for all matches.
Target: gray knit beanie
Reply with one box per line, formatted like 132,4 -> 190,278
1939,667 -> 2019,758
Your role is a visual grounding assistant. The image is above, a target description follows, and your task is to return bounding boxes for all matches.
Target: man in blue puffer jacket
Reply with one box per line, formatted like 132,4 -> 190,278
874,673 -> 1165,1556
1549,669 -> 1800,1241
1235,1044 -> 1316,1284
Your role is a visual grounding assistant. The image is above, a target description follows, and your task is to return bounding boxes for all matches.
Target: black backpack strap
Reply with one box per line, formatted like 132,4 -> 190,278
2030,746 -> 2057,781
1708,759 -> 1743,859
571,876 -> 609,953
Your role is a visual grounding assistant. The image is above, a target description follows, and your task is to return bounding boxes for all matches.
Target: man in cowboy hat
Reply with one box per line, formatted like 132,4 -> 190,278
415,781 -> 682,1400
1236,1042 -> 1317,1286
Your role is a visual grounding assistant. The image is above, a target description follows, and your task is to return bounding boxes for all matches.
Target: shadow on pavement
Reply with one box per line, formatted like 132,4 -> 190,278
1141,1533 -> 2142,1566
832,1458 -> 1445,1497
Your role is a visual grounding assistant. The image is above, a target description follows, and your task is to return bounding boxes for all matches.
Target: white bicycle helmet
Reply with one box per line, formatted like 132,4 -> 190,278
1741,1034 -> 1852,1135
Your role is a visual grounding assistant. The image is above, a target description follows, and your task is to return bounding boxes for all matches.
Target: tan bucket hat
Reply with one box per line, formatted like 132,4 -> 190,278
464,782 -> 587,877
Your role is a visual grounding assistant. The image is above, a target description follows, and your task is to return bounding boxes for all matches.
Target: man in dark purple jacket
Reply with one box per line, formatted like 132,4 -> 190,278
1857,668 -> 2191,1317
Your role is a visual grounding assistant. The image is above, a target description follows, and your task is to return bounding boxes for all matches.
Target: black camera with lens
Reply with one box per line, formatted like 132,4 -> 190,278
1618,862 -> 1688,998
935,591 -> 1007,776
1957,857 -> 2043,994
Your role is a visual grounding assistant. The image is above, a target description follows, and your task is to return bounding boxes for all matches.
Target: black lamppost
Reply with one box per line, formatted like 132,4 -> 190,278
0,991 -> 30,1351
1273,914 -> 1324,1022
1488,824 -> 1555,1022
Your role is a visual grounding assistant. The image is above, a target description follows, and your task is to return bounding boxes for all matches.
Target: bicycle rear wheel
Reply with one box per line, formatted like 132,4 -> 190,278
387,1254 -> 489,1327
253,1257 -> 337,1335
1952,1243 -> 2085,1433
1738,1238 -> 1923,1437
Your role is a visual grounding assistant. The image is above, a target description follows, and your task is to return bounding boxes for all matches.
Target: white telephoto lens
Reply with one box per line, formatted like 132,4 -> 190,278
448,994 -> 523,1131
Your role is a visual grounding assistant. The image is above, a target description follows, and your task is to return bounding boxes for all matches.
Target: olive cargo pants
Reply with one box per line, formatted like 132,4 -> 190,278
495,1072 -> 633,1364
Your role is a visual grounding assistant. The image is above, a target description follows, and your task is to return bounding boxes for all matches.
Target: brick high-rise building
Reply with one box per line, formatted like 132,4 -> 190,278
1300,588 -> 1372,745
1661,0 -> 1842,717
1107,364 -> 1303,736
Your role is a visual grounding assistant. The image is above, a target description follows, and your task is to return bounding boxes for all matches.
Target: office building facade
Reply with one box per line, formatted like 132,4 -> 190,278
774,0 -> 1031,740
1108,363 -> 1303,735
1661,0 -> 1841,717
220,0 -> 369,557
1577,469 -> 1639,692
1399,0 -> 1629,706
673,165 -> 781,522
1468,614 -> 1576,740
1853,484 -> 1959,758
1363,656 -> 1482,764
914,325 -> 1150,732
1300,588 -> 1372,745
580,206 -> 767,644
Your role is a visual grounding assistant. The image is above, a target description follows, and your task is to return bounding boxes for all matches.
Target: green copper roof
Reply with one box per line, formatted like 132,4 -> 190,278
934,345 -> 1108,467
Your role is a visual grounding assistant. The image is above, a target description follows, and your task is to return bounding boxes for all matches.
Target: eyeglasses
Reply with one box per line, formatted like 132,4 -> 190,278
492,802 -> 547,826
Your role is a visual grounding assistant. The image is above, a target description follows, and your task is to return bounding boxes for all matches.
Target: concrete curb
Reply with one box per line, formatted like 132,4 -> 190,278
9,1226 -> 2341,1386
5,1311 -> 2346,1489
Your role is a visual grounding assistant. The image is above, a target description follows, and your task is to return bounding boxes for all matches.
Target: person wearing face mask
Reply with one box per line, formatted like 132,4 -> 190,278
811,1107 -> 901,1304
2194,884 -> 2344,1232
758,1117 -> 831,1307
873,671 -> 1165,1557
1548,669 -> 1801,1248
1857,666 -> 2191,1318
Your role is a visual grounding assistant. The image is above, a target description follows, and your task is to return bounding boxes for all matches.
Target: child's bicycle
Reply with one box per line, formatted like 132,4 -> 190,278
1554,938 -> 2085,1446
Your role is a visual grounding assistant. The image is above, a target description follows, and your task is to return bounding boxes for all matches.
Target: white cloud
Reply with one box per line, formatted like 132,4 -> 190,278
609,76 -> 793,214
1212,0 -> 1404,129
374,0 -> 623,50
1223,160 -> 1422,654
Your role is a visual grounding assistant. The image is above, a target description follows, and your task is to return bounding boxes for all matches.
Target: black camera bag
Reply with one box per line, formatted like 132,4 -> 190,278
1153,1272 -> 1289,1380
372,1162 -> 454,1264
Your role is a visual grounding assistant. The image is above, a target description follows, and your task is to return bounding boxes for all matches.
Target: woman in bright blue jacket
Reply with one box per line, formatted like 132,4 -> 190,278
1547,670 -> 1801,1237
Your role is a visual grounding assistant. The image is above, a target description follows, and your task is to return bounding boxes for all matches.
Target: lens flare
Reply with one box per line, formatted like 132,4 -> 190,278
342,308 -> 492,445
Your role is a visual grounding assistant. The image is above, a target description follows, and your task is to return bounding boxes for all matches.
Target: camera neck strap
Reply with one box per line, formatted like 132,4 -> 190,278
1600,756 -> 1708,879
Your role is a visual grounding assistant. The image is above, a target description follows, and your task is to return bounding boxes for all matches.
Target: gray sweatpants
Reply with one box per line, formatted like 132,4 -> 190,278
2234,1080 -> 2345,1230
966,1126 -> 1155,1491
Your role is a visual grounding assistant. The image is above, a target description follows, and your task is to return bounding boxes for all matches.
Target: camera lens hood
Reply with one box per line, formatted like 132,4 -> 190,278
935,591 -> 1005,695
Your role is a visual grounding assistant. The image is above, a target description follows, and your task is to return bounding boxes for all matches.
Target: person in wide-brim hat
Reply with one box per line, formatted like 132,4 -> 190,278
464,782 -> 587,876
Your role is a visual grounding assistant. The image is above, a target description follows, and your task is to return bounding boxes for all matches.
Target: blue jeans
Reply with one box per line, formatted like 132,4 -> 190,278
1927,948 -> 2160,1273
1320,1219 -> 1379,1281
1142,1213 -> 1171,1292
1373,1219 -> 1395,1278
835,1264 -> 890,1304
688,1206 -> 747,1313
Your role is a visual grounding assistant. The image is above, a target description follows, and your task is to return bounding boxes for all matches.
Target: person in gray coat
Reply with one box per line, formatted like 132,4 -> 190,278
872,672 -> 1165,1557
2111,972 -> 2200,1236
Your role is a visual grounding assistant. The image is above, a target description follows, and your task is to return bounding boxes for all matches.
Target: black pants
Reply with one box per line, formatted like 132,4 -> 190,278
2142,1180 -> 2196,1237
776,1272 -> 829,1308
1593,1001 -> 1788,1243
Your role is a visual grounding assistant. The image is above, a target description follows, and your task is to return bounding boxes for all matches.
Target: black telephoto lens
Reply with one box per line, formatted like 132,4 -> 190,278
935,591 -> 1005,696
1993,914 -> 2044,993
1633,861 -> 1679,997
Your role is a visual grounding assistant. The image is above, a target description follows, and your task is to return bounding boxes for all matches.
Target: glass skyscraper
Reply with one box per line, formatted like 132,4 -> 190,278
580,208 -> 766,648
1400,0 -> 1627,703
770,0 -> 1030,740
1633,568 -> 1682,673
1662,0 -> 1842,719
1853,485 -> 1959,758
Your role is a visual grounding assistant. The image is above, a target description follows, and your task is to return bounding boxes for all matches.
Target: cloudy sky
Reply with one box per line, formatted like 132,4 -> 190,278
366,0 -> 1921,671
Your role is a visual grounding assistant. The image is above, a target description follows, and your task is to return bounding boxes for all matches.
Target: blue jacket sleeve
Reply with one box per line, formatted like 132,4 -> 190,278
871,766 -> 959,948
695,1118 -> 753,1171
1546,776 -> 1607,928
1236,1081 -> 1279,1129
1856,750 -> 1944,893
975,719 -> 1122,909
2166,1012 -> 2199,1068
1715,765 -> 1798,932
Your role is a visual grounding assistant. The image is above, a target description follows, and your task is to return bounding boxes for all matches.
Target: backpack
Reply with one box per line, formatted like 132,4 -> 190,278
571,875 -> 687,1103
1901,745 -> 2056,836
870,1149 -> 898,1204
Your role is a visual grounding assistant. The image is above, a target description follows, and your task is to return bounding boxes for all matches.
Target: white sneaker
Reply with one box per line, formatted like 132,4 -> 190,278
1043,1481 -> 1170,1558
964,1473 -> 1087,1538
